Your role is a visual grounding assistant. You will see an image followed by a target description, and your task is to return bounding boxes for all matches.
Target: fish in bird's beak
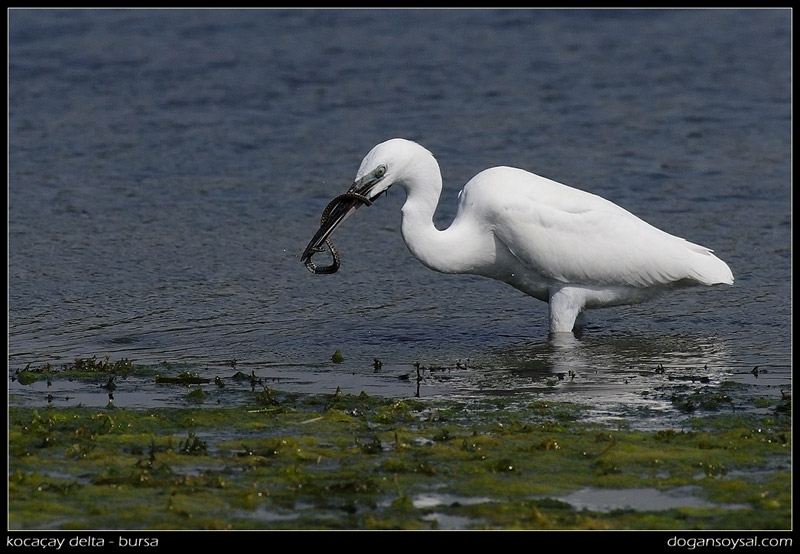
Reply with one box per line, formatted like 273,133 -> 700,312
300,164 -> 389,268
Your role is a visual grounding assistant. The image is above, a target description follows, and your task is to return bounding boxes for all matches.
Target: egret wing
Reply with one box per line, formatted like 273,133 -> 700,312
466,168 -> 724,287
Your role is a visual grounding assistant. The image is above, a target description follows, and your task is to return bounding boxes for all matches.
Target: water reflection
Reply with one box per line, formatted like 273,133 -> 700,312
491,331 -> 732,378
429,331 -> 743,429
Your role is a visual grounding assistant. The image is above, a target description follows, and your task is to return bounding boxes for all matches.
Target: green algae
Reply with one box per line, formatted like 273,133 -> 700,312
8,380 -> 791,530
13,356 -> 136,384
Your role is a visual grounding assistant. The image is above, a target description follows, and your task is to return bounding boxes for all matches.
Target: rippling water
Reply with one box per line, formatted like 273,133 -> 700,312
9,9 -> 791,417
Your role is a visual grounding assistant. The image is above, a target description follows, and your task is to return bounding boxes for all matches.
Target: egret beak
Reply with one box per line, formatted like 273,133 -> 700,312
300,164 -> 388,264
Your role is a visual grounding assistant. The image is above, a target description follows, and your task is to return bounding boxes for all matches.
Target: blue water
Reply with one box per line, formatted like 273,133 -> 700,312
9,9 -> 791,416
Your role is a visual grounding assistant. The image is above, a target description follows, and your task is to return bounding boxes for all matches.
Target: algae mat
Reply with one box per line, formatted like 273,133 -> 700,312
8,366 -> 791,531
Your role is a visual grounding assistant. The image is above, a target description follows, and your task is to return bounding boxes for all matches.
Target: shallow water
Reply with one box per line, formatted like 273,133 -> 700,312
555,486 -> 743,513
9,9 -> 791,422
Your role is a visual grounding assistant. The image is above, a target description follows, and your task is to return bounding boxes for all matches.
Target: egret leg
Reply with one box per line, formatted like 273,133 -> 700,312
548,286 -> 586,333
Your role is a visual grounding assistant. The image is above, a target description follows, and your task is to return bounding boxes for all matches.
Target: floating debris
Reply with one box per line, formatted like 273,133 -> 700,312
155,372 -> 209,385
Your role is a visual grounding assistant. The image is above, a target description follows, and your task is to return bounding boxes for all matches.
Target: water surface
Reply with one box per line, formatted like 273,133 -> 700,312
9,9 -> 791,423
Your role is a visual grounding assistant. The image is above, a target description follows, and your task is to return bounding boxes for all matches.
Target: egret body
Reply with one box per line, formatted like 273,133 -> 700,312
301,138 -> 733,334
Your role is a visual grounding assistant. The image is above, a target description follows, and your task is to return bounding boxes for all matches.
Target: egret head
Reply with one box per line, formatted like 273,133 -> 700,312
352,138 -> 436,198
300,138 -> 435,270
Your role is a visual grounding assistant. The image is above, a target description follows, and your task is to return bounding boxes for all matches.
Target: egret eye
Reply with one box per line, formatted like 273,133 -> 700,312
374,165 -> 387,179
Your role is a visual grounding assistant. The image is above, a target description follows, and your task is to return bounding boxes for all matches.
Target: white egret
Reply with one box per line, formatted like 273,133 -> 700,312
301,138 -> 733,334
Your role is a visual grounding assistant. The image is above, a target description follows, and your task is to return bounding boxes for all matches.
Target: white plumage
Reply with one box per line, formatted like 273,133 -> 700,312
303,138 -> 733,333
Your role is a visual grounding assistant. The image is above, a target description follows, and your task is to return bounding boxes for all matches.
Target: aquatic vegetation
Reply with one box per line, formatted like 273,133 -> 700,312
13,356 -> 135,384
155,372 -> 208,385
7,372 -> 791,530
